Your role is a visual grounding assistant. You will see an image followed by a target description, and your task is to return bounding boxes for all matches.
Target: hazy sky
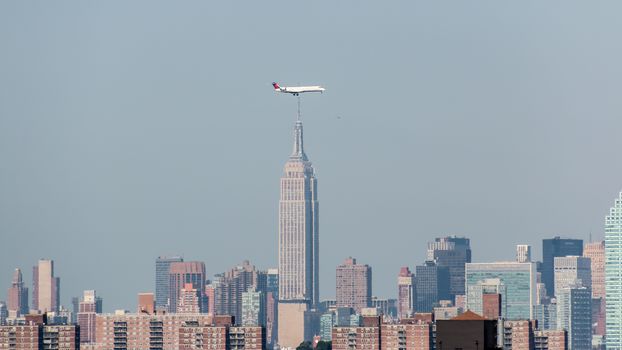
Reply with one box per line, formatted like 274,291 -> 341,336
2,1 -> 622,312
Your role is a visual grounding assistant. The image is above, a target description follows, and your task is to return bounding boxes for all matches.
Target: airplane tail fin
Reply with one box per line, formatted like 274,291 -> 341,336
272,82 -> 280,90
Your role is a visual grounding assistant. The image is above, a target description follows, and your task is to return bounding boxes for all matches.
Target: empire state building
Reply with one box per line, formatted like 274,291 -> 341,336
278,120 -> 319,348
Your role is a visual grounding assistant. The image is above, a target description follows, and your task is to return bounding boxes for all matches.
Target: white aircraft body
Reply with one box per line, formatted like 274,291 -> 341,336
272,82 -> 325,95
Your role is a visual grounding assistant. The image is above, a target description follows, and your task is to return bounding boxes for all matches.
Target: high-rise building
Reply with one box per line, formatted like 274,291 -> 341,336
335,257 -> 372,313
0,302 -> 7,325
606,192 -> 622,350
265,268 -> 278,348
397,267 -> 415,319
415,261 -> 450,313
241,288 -> 265,326
0,324 -> 79,350
32,259 -> 60,313
278,120 -> 319,348
96,312 -> 227,349
168,261 -> 206,313
177,283 -> 200,314
556,284 -> 591,350
465,262 -> 537,320
517,244 -> 532,263
155,256 -> 183,311
583,241 -> 605,299
533,301 -> 558,331
6,268 -> 28,317
543,237 -> 583,297
553,256 -> 591,293
137,293 -> 155,314
426,236 -> 471,299
214,260 -> 261,322
466,278 -> 506,320
77,290 -> 99,344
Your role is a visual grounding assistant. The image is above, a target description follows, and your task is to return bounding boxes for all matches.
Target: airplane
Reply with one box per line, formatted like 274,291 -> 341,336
272,82 -> 325,95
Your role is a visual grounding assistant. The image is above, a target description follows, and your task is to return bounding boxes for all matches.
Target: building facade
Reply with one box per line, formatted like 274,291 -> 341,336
543,237 -> 583,298
584,241 -> 605,299
426,236 -> 471,299
606,192 -> 622,349
277,120 -> 319,348
397,267 -> 415,319
335,257 -> 372,313
77,290 -> 99,344
7,268 -> 29,317
155,256 -> 183,312
553,256 -> 591,293
214,261 -> 260,322
556,285 -> 591,350
465,262 -> 536,320
168,261 -> 206,313
517,244 -> 532,263
415,261 -> 450,313
32,259 -> 60,313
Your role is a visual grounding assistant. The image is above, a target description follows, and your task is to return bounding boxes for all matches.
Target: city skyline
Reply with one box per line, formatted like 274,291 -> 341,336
3,1 -> 622,314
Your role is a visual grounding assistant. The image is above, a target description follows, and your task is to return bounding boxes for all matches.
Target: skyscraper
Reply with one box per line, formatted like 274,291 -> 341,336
241,288 -> 265,326
427,236 -> 471,299
516,244 -> 532,263
556,284 -> 591,350
278,120 -> 319,348
397,267 -> 415,319
7,268 -> 28,317
214,260 -> 260,322
155,256 -> 183,311
553,256 -> 591,293
177,283 -> 200,314
583,241 -> 605,299
415,261 -> 450,313
465,262 -> 537,320
606,192 -> 622,349
168,261 -> 206,313
77,290 -> 100,344
542,237 -> 583,297
335,257 -> 372,313
32,259 -> 60,313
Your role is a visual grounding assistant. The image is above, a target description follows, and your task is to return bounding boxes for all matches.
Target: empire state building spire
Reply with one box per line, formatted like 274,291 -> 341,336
290,120 -> 308,161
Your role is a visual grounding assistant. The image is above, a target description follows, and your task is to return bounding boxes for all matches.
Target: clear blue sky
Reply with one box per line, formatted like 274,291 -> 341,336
2,1 -> 622,311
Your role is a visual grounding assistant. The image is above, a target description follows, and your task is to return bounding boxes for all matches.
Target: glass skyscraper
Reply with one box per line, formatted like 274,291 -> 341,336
606,192 -> 622,349
155,256 -> 183,311
465,262 -> 536,320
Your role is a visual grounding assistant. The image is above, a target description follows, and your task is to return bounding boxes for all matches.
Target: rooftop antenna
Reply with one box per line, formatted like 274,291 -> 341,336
297,94 -> 301,121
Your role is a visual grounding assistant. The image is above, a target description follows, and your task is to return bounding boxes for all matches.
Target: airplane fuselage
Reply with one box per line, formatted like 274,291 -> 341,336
272,83 -> 325,95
